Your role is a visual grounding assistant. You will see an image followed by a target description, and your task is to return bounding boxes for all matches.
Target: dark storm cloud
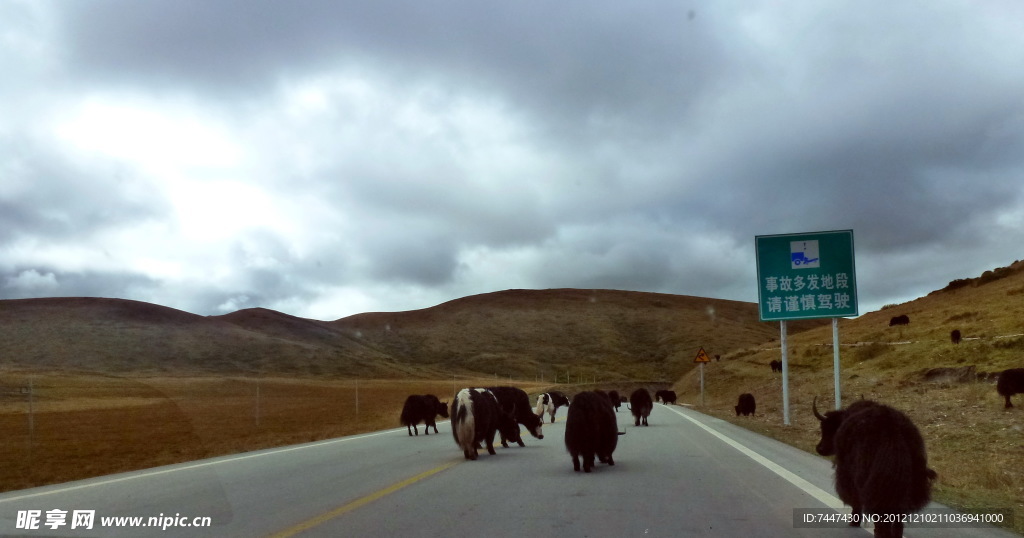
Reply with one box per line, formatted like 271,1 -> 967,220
4,1 -> 1024,318
643,3 -> 1024,258
55,1 -> 721,131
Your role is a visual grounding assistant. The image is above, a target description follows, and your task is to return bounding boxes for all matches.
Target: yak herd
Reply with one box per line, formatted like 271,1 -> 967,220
401,386 -> 662,471
398,357 -> 1022,536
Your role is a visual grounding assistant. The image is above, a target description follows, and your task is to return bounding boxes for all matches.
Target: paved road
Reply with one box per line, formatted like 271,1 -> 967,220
0,403 -> 1016,537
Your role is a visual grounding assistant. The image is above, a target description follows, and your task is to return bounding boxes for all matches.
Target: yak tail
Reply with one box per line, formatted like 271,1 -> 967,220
399,404 -> 415,426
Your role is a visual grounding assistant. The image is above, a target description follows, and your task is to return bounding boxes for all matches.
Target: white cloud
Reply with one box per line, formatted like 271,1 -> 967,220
5,269 -> 58,291
53,96 -> 245,174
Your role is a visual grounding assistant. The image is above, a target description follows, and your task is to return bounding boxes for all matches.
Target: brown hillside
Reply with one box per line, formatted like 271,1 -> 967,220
215,307 -> 351,344
672,260 -> 1024,532
1,289 -> 821,380
332,288 -> 826,381
0,297 -> 407,377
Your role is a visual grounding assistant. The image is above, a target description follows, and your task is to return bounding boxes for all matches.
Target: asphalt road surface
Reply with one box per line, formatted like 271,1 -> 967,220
0,403 -> 1016,537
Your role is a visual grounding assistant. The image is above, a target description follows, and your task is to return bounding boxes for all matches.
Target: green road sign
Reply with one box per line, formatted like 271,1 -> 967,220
755,230 -> 858,321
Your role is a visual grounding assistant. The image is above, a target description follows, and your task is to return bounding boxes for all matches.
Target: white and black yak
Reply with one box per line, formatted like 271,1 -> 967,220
535,391 -> 571,423
487,386 -> 544,447
813,398 -> 936,538
565,391 -> 622,473
451,388 -> 520,460
400,394 -> 449,436
997,368 -> 1024,409
629,388 -> 652,426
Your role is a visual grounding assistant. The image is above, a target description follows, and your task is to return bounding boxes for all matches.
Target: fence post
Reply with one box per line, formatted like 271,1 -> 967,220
255,378 -> 261,428
28,377 -> 35,451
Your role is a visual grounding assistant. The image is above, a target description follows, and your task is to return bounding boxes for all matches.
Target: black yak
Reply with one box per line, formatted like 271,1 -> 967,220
608,390 -> 621,411
629,388 -> 653,426
997,368 -> 1024,408
487,386 -> 544,447
654,390 -> 677,405
564,391 -> 621,472
813,398 -> 936,538
451,388 -> 519,460
400,394 -> 449,436
735,393 -> 755,416
888,314 -> 910,326
770,359 -> 782,373
950,329 -> 962,345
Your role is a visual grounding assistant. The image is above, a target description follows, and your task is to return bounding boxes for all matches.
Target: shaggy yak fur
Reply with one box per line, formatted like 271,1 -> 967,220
565,391 -> 621,473
997,368 -> 1024,409
629,388 -> 653,426
400,394 -> 449,436
487,386 -> 544,447
735,393 -> 756,416
813,398 -> 936,538
654,390 -> 677,405
451,388 -> 519,460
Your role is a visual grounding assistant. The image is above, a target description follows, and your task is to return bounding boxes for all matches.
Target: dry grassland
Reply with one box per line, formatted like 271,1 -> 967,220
668,264 -> 1024,533
674,337 -> 1024,534
0,373 -> 549,493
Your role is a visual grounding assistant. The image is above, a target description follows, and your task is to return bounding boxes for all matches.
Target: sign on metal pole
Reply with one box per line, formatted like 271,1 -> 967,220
755,230 -> 858,321
694,347 -> 711,406
755,230 -> 858,424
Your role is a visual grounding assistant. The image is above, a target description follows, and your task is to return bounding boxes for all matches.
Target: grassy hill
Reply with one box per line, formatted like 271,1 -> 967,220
0,289 -> 820,380
331,288 -> 826,381
671,260 -> 1024,531
0,297 -> 407,377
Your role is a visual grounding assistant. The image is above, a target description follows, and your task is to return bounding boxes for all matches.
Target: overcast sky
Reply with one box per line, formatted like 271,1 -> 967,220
2,1 -> 1023,321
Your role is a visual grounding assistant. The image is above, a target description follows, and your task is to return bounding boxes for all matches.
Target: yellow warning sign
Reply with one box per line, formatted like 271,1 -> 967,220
694,347 -> 712,363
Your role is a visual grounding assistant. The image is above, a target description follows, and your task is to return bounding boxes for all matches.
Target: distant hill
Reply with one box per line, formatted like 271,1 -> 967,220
0,297 -> 404,377
332,288 -> 825,380
0,289 -> 822,379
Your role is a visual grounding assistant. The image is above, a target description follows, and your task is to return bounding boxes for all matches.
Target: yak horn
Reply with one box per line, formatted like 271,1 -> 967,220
812,396 -> 826,421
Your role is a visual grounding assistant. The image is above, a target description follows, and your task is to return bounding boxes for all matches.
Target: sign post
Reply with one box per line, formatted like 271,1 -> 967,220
694,347 -> 711,406
755,230 -> 857,424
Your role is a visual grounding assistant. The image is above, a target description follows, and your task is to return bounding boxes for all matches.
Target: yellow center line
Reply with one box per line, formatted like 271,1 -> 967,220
268,460 -> 460,538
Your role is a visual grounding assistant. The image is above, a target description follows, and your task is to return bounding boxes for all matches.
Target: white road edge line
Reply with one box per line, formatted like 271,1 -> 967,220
662,405 -> 875,535
0,424 -> 446,504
